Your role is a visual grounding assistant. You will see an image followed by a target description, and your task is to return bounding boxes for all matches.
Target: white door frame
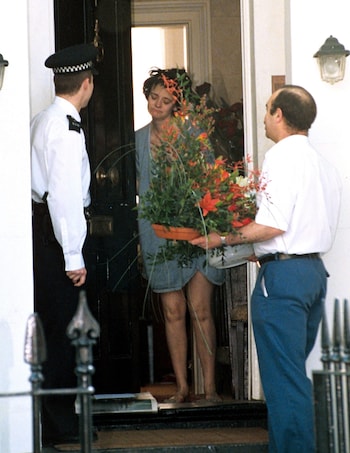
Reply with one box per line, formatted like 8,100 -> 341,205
132,0 -> 212,87
240,0 -> 264,400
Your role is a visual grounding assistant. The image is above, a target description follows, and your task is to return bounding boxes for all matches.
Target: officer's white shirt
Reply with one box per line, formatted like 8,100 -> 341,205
254,134 -> 342,257
31,96 -> 91,271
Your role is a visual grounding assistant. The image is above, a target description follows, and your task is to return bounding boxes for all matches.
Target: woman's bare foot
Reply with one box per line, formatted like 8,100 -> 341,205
204,392 -> 222,403
163,391 -> 189,403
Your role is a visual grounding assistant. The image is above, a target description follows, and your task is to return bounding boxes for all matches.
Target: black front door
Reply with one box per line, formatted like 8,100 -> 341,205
53,0 -> 141,393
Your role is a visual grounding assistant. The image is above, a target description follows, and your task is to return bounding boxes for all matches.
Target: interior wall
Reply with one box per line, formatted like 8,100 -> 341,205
132,0 -> 244,108
131,25 -> 187,130
210,0 -> 242,105
132,0 -> 212,88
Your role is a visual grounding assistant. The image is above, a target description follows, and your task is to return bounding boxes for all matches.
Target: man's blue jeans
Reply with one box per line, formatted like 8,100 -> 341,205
251,257 -> 328,453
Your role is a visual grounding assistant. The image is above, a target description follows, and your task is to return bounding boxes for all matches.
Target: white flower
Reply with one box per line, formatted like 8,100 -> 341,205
236,175 -> 249,187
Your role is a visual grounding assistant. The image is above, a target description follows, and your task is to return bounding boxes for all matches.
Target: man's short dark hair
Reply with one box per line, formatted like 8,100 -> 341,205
270,85 -> 317,131
54,70 -> 92,95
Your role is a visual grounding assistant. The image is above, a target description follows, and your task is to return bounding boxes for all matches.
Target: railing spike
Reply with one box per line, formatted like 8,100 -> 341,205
331,300 -> 346,451
331,298 -> 341,364
66,290 -> 99,452
66,290 -> 100,342
24,313 -> 47,366
343,299 -> 350,363
321,307 -> 331,369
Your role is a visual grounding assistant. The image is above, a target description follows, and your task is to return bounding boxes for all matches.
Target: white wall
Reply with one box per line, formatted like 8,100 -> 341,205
0,1 -> 54,452
0,0 -> 33,451
250,0 -> 350,378
252,0 -> 286,165
287,0 -> 350,375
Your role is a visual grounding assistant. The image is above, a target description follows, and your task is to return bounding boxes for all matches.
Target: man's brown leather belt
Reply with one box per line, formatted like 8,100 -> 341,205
258,252 -> 320,266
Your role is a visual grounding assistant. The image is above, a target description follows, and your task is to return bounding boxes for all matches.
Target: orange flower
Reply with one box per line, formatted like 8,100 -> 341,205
214,157 -> 226,166
219,169 -> 230,181
231,217 -> 253,228
199,191 -> 220,216
161,74 -> 181,103
197,132 -> 208,142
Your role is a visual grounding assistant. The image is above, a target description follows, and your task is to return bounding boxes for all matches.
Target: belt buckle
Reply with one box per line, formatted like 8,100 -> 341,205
278,253 -> 288,261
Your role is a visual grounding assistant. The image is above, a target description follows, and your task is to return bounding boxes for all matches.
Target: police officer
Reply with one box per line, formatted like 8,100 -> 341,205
31,43 -> 97,446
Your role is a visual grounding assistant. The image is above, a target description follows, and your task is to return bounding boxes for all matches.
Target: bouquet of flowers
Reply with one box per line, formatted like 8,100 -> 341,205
138,73 -> 262,264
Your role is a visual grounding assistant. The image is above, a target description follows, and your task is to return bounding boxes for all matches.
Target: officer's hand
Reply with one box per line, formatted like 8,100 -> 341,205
66,268 -> 87,287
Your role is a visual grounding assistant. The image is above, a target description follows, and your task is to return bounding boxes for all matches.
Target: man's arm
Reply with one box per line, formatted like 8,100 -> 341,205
190,221 -> 284,250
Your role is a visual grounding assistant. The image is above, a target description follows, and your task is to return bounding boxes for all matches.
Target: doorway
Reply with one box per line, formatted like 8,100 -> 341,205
131,0 -> 253,400
51,0 -> 259,402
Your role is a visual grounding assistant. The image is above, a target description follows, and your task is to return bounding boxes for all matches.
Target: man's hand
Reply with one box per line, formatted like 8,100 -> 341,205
66,268 -> 87,287
191,222 -> 285,251
190,232 -> 222,249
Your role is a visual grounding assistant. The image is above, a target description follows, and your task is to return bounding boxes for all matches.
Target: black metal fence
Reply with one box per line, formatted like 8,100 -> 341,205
0,290 -> 100,453
313,298 -> 350,453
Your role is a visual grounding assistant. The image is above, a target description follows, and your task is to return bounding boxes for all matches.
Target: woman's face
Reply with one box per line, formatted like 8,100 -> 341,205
147,84 -> 176,121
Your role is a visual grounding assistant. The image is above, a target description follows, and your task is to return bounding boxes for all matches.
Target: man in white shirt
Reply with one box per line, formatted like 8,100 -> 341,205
31,43 -> 97,446
192,85 -> 342,453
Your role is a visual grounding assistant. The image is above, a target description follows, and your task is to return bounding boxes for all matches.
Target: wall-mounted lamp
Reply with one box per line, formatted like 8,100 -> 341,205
0,54 -> 9,90
314,36 -> 349,84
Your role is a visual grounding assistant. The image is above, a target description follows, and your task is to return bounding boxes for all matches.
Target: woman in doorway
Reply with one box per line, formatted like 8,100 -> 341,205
136,68 -> 225,403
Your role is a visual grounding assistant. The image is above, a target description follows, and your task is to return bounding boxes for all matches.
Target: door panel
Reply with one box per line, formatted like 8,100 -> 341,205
53,0 -> 141,394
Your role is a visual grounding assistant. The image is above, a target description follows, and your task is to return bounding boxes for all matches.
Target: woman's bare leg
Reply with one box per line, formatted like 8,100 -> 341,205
187,272 -> 220,401
161,290 -> 189,402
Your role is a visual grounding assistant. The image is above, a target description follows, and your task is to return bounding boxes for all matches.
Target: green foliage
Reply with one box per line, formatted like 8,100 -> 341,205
138,71 -> 260,265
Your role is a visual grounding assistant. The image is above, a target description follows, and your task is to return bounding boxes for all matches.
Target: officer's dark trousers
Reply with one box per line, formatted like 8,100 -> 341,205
32,208 -> 80,444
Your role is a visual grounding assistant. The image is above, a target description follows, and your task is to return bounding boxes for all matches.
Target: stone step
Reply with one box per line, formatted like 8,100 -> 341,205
93,400 -> 268,431
46,426 -> 269,452
43,400 -> 268,452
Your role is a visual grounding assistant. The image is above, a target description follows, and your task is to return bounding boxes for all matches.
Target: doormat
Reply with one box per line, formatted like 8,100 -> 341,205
76,391 -> 158,414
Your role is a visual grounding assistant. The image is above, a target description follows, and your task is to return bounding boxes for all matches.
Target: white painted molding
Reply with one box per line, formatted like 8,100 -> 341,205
240,0 -> 264,401
132,0 -> 212,85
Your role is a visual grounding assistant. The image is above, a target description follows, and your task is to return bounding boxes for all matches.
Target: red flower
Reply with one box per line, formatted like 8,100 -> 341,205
231,217 -> 253,228
199,192 -> 220,216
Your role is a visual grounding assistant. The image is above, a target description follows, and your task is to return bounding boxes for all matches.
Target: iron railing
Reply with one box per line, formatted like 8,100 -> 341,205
313,298 -> 350,453
0,290 -> 100,453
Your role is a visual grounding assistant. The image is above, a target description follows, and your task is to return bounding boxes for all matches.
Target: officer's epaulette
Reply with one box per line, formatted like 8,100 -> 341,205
67,115 -> 81,133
